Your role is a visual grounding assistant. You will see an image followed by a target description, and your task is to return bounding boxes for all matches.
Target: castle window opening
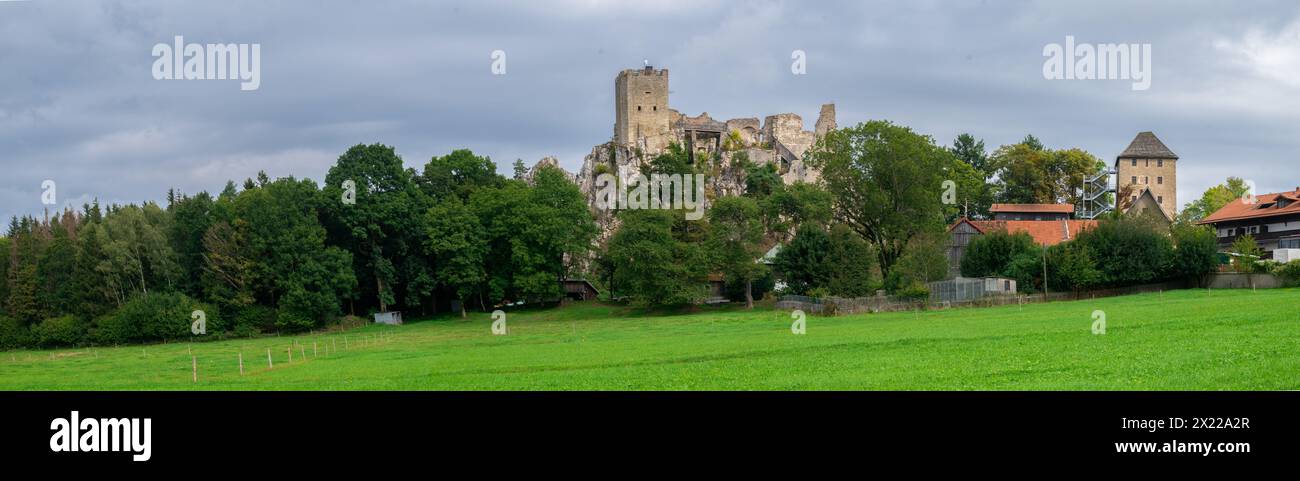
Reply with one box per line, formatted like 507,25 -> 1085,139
1157,176 -> 1163,184
1157,159 -> 1164,167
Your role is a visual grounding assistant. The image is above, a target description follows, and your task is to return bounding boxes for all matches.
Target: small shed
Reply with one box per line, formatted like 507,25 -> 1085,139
981,277 -> 1017,294
561,279 -> 600,301
373,311 -> 403,325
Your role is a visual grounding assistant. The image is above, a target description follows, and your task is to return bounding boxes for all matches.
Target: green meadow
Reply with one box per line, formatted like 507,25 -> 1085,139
1,288 -> 1297,390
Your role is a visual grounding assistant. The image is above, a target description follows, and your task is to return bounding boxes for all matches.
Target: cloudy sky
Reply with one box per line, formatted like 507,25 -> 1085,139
3,0 -> 1300,223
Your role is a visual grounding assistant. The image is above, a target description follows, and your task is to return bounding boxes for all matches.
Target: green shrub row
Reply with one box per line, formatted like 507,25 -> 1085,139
0,292 -> 306,349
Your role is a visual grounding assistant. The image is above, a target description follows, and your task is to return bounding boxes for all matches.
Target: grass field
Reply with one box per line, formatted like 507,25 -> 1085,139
1,288 -> 1298,390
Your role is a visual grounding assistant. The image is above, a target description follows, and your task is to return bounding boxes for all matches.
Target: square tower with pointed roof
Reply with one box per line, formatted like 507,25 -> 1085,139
1115,131 -> 1178,218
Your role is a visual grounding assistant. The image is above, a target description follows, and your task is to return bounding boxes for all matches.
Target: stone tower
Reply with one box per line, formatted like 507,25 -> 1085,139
614,66 -> 670,147
1115,131 -> 1178,218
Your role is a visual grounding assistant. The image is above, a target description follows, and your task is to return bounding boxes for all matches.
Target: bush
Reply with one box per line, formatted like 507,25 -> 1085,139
96,292 -> 221,344
32,315 -> 87,347
961,231 -> 1038,278
275,309 -> 314,331
893,282 -> 930,303
1004,251 -> 1044,293
0,315 -> 33,349
1075,218 -> 1173,286
1274,260 -> 1300,287
1046,241 -> 1101,293
232,304 -> 276,337
1171,224 -> 1219,285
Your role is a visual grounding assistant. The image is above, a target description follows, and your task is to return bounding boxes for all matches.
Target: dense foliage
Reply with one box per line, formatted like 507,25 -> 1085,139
1,145 -> 595,348
0,120 -> 1243,348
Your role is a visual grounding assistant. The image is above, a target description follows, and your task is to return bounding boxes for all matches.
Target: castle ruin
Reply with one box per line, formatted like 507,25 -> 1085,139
531,65 -> 836,239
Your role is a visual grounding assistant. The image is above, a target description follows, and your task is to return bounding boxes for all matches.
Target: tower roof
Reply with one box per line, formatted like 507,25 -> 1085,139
1117,131 -> 1178,160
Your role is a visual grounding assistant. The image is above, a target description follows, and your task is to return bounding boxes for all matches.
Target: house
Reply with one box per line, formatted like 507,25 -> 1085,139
1196,187 -> 1300,260
990,203 -> 1073,221
761,244 -> 787,291
1126,189 -> 1173,225
706,273 -> 728,304
561,278 -> 600,301
947,203 -> 1099,278
373,311 -> 403,325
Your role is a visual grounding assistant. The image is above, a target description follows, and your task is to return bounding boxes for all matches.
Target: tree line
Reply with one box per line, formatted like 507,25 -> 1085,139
1,144 -> 594,348
2,120 -> 1229,348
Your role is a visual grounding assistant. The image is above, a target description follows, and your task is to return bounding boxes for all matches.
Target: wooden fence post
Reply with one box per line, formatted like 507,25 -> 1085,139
238,351 -> 244,375
267,348 -> 273,369
313,341 -> 318,357
288,346 -> 293,363
191,356 -> 197,383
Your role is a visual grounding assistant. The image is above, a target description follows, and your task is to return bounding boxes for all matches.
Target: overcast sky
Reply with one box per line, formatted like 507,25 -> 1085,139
3,0 -> 1300,224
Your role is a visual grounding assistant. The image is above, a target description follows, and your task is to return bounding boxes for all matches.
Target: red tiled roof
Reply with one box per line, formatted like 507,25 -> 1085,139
950,218 -> 1098,246
1198,189 -> 1300,224
989,203 -> 1075,214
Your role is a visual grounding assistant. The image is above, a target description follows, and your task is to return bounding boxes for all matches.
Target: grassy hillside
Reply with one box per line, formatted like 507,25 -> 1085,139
2,288 -> 1298,390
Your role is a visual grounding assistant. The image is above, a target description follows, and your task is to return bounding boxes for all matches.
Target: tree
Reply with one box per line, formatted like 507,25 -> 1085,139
892,231 -> 950,289
36,211 -> 79,318
1046,241 -> 1101,295
1049,148 -> 1105,207
805,120 -> 953,278
323,143 -> 430,313
990,143 -> 1051,204
825,224 -> 876,296
1021,134 -> 1045,151
644,142 -> 695,176
1229,234 -> 1264,289
960,231 -> 1038,278
98,204 -> 178,304
235,177 -> 356,328
425,196 -> 486,317
1170,224 -> 1219,287
420,149 -> 505,202
707,196 -> 767,308
950,133 -> 991,178
1074,218 -> 1173,287
742,161 -> 782,199
1178,177 -> 1251,223
989,140 -> 1103,206
773,225 -> 830,295
470,166 -> 596,306
606,209 -> 708,307
168,191 -> 215,298
942,155 -> 991,222
512,159 -> 528,180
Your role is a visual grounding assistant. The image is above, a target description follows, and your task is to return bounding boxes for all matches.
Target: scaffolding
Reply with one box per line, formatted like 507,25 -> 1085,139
1081,168 -> 1116,219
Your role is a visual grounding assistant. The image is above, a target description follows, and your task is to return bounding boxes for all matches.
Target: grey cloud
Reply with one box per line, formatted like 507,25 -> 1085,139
3,0 -> 1300,223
